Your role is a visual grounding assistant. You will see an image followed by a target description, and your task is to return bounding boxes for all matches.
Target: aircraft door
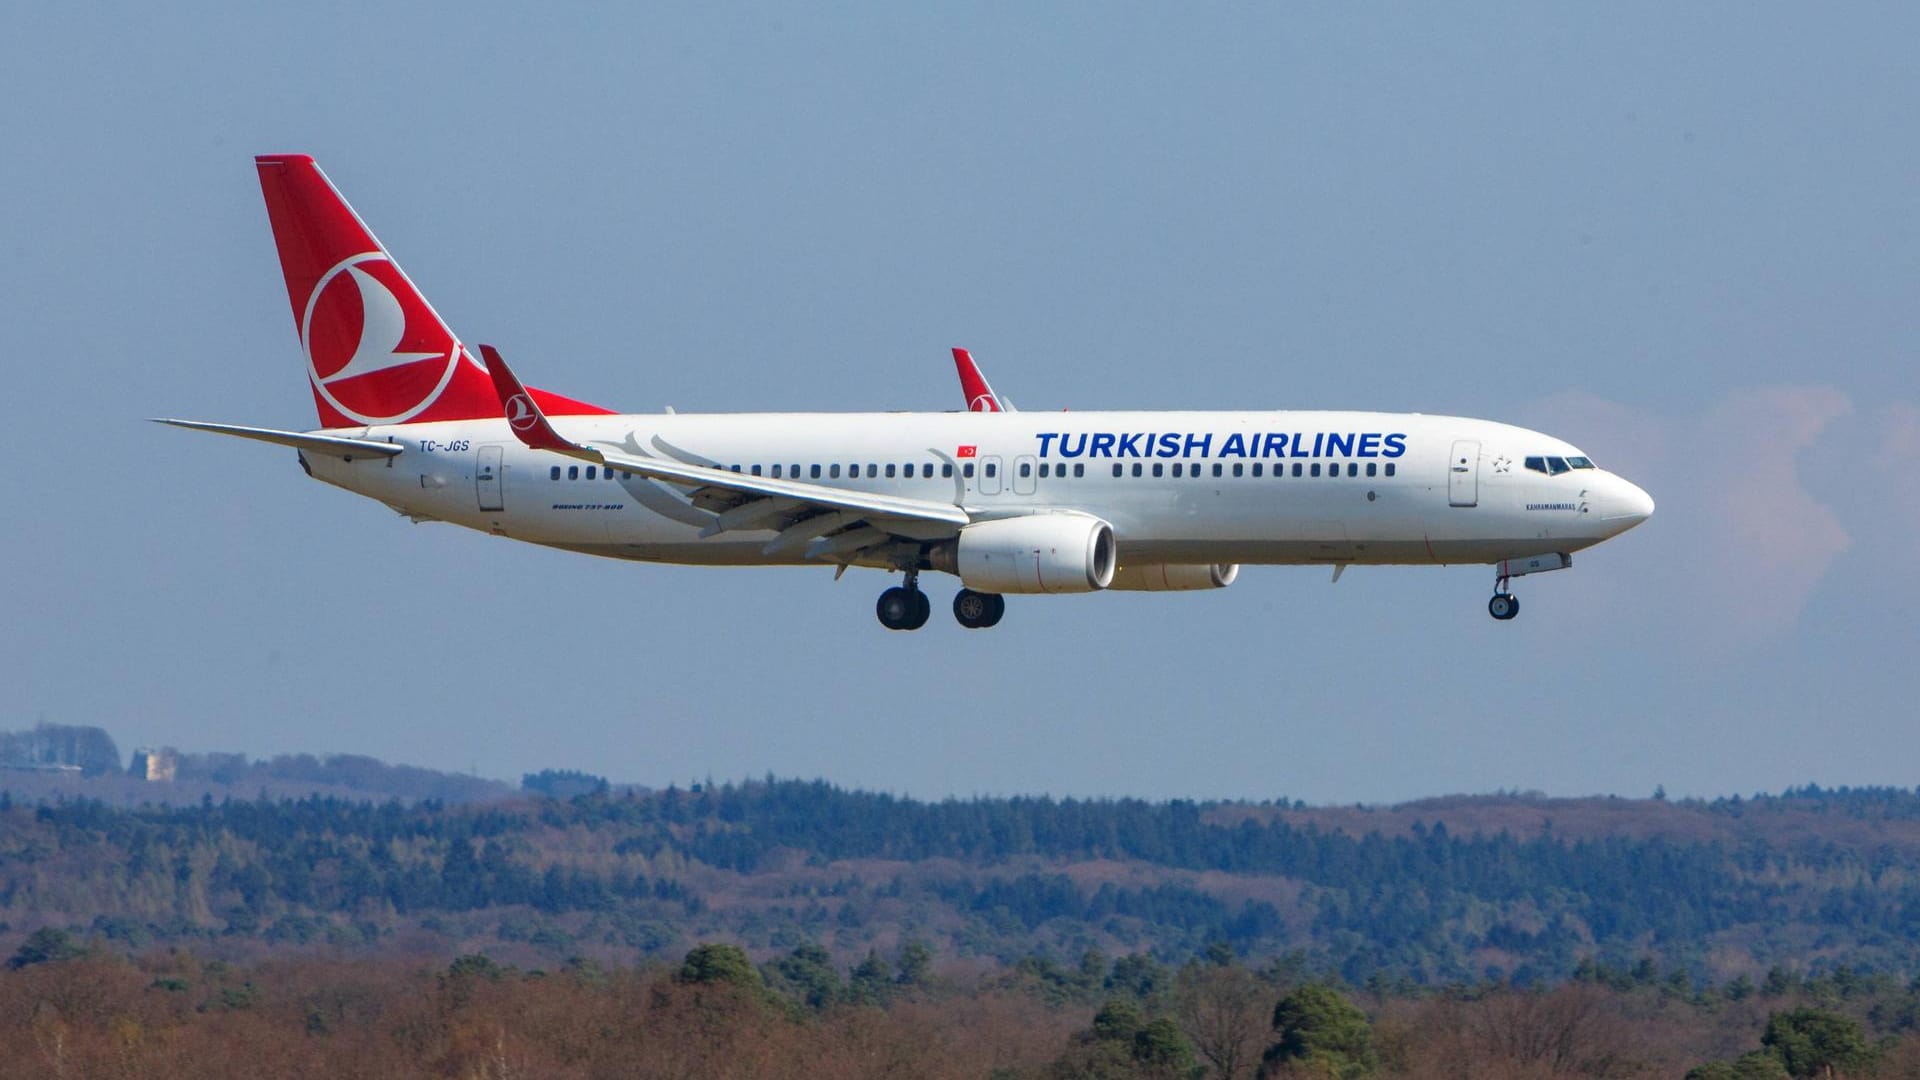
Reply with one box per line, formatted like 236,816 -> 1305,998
979,455 -> 1003,495
1448,440 -> 1480,508
1012,454 -> 1038,495
477,445 -> 505,511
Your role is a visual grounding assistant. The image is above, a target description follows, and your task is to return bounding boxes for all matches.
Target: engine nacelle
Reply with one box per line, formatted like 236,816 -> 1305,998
1107,563 -> 1240,591
931,513 -> 1116,594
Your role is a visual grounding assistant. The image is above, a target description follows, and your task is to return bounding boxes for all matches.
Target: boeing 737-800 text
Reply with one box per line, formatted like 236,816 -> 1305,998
160,155 -> 1653,630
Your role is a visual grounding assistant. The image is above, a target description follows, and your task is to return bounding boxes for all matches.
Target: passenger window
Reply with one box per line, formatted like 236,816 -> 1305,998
568,466 -> 579,480
1113,464 -> 1124,478
922,464 -> 934,478
1366,463 -> 1377,477
810,464 -> 821,479
941,464 -> 953,478
1074,464 -> 1084,477
829,464 -> 841,479
585,466 -> 597,480
1214,463 -> 1225,478
1252,463 -> 1263,477
1231,463 -> 1242,477
751,465 -> 762,476
1292,463 -> 1303,478
771,465 -> 782,478
984,463 -> 997,478
730,464 -> 741,473
1132,463 -> 1143,477
963,463 -> 975,478
1385,463 -> 1396,477
1018,462 -> 1031,478
1310,463 -> 1321,477
549,466 -> 561,480
885,464 -> 896,478
1152,463 -> 1164,477
1172,463 -> 1183,477
1348,463 -> 1359,477
791,464 -> 801,478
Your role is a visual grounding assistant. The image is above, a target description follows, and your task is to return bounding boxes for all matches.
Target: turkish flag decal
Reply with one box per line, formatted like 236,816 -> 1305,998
956,445 -> 977,458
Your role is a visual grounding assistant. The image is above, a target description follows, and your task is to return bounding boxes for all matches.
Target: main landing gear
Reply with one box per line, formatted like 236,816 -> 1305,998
952,588 -> 1006,630
876,572 -> 932,631
874,572 -> 1006,631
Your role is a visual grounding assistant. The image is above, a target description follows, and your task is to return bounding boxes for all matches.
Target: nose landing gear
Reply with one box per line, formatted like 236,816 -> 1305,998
1488,587 -> 1519,621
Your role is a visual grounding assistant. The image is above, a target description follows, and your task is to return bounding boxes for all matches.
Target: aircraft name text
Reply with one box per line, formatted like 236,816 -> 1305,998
1033,431 -> 1408,460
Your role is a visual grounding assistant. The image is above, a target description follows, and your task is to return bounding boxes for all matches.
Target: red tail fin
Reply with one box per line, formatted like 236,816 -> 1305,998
255,155 -> 609,427
952,347 -> 1006,412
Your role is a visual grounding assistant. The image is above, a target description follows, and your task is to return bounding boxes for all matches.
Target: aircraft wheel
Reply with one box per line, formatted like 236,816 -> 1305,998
954,589 -> 1006,629
878,587 -> 923,631
1488,594 -> 1519,621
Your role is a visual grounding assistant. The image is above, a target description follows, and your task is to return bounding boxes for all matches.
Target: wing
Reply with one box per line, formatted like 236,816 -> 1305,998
479,346 -> 970,564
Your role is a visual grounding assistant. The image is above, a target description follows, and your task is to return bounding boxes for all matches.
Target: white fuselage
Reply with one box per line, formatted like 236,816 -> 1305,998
303,409 -> 1654,571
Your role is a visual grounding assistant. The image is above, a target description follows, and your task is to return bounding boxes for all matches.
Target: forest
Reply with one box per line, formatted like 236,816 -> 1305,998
7,732 -> 1920,1075
4,770 -> 1920,986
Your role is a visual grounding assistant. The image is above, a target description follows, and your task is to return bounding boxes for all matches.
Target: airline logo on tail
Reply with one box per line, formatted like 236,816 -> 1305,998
303,252 -> 465,425
254,154 -> 627,427
504,391 -> 540,432
952,348 -> 1008,413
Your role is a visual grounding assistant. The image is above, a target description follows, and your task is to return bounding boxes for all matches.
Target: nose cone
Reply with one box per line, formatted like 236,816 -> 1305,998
1600,475 -> 1654,533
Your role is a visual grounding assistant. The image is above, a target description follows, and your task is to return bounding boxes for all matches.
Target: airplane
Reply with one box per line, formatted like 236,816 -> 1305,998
159,154 -> 1654,631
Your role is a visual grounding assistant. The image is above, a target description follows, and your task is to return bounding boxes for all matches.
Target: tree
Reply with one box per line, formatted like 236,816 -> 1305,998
1264,983 -> 1376,1079
896,938 -> 934,987
767,943 -> 843,1010
1761,1008 -> 1873,1079
1176,962 -> 1267,1080
849,949 -> 894,1005
678,943 -> 761,990
9,928 -> 87,969
1133,1017 -> 1198,1078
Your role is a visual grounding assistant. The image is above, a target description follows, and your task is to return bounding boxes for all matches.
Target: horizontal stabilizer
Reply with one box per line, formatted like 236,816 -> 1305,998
151,419 -> 403,459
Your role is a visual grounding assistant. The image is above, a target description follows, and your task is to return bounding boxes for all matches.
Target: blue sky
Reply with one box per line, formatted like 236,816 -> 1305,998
2,5 -> 1914,803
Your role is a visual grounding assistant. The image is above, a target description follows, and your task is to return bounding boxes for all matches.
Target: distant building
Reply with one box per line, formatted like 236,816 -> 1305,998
130,747 -> 178,782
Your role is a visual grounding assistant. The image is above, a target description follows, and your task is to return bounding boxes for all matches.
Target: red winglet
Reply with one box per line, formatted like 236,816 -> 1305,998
478,345 -> 583,453
952,347 -> 1004,413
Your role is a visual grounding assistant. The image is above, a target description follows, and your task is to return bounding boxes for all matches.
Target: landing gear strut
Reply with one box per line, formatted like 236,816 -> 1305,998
952,588 -> 1006,630
876,570 -> 932,631
1488,576 -> 1520,621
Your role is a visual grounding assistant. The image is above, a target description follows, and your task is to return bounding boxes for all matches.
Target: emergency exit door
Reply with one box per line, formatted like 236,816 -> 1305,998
1448,440 -> 1479,507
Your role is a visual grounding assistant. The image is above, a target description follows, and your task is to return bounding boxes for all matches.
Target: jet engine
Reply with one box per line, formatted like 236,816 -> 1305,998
929,513 -> 1116,594
1106,563 -> 1240,591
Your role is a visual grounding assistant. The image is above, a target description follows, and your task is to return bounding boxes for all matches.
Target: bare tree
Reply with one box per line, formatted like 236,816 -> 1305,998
1175,963 -> 1270,1080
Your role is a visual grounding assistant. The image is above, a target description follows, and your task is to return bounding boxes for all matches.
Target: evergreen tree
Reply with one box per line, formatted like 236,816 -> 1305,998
1264,983 -> 1377,1079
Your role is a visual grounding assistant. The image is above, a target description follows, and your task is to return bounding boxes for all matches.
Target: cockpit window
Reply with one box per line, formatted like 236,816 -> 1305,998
1546,456 -> 1569,474
1525,455 -> 1576,476
1566,456 -> 1595,469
